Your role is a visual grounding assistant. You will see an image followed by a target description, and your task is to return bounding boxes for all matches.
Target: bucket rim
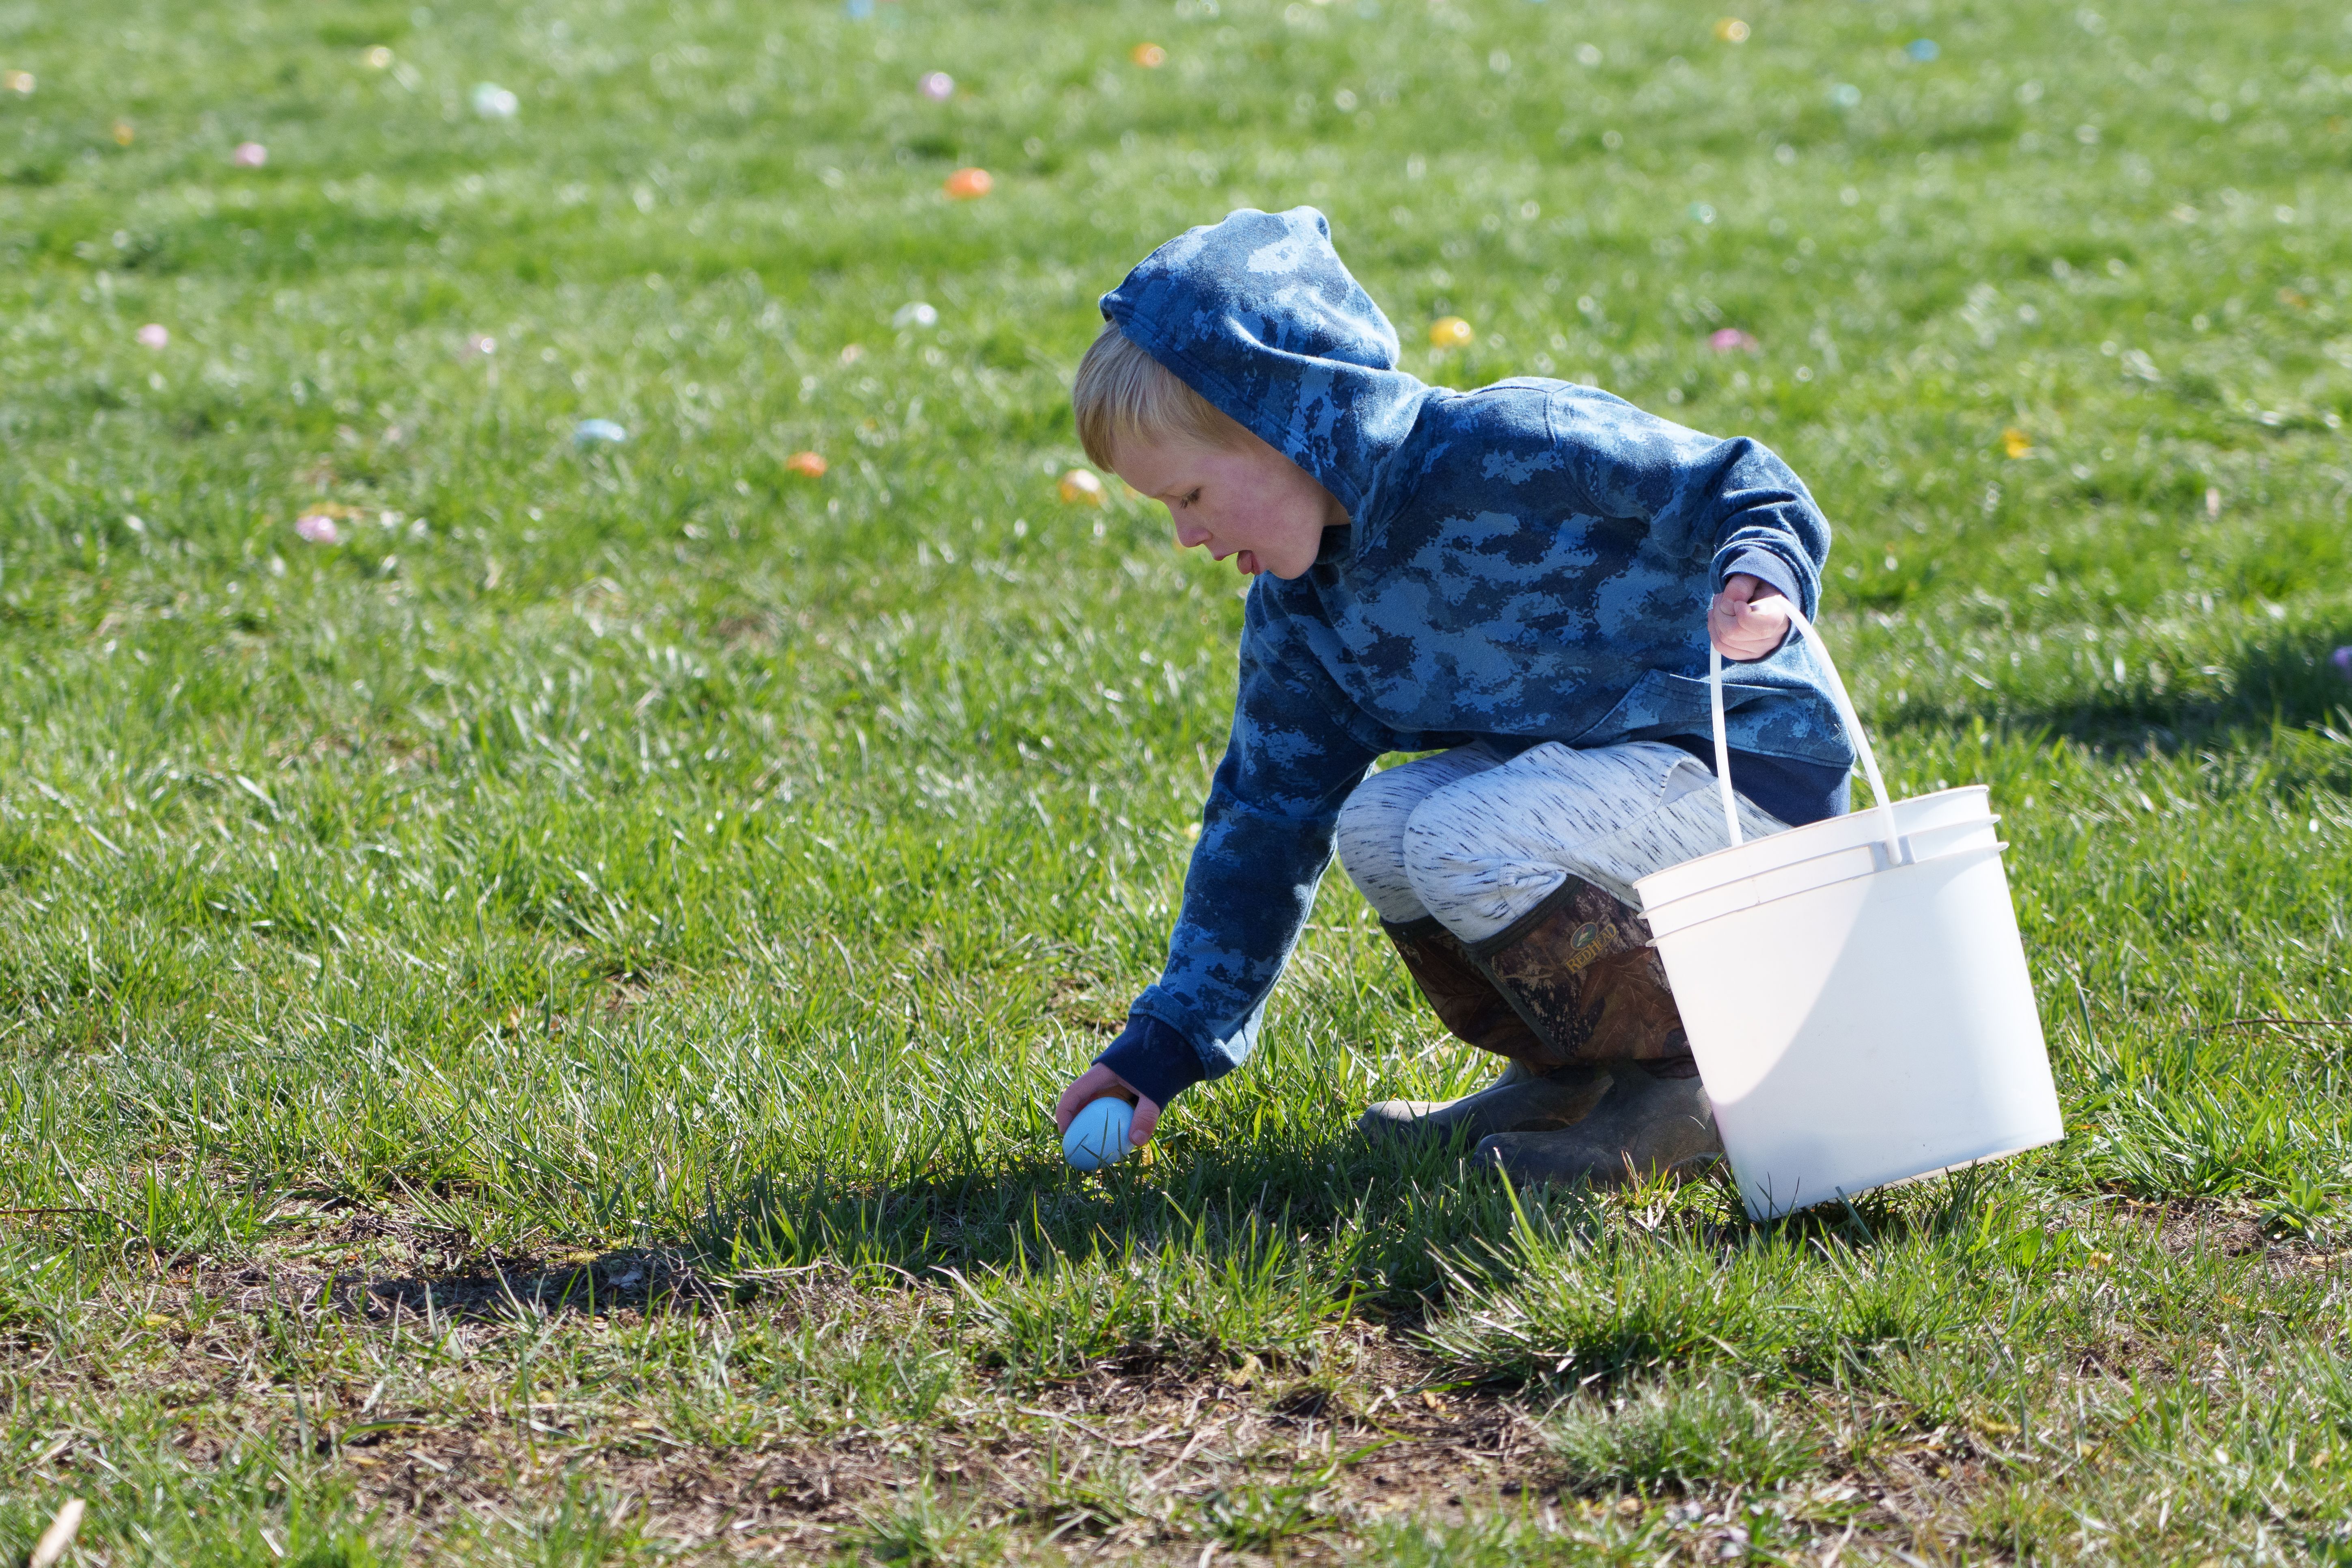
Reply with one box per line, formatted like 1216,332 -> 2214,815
1643,835 -> 2007,941
1636,784 -> 1995,912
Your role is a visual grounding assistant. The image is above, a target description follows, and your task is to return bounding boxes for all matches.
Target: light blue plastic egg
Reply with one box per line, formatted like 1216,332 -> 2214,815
573,418 -> 627,447
1062,1096 -> 1135,1171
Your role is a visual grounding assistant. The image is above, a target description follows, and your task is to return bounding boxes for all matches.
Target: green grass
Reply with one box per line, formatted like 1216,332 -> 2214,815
2,0 -> 2350,1560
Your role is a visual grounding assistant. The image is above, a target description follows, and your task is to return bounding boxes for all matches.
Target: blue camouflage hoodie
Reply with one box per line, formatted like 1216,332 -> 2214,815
1091,207 -> 1854,1109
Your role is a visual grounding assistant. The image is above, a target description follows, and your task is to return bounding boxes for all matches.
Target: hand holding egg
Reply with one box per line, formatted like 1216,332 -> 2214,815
1053,1063 -> 1160,1170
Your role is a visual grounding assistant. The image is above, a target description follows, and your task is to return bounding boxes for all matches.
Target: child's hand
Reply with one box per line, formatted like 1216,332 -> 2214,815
1709,574 -> 1792,662
1054,1064 -> 1161,1148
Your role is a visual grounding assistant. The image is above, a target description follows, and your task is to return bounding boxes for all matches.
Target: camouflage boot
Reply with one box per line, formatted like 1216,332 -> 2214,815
1357,916 -> 1612,1146
1460,877 -> 1723,1188
1477,1072 -> 1723,1188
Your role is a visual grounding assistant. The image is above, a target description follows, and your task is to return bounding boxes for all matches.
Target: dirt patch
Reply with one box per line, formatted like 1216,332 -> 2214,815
19,1191 -> 2339,1561
2,1242 -> 1979,1563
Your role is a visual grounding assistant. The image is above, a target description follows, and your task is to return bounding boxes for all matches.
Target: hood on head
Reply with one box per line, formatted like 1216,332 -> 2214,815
1098,206 -> 1430,526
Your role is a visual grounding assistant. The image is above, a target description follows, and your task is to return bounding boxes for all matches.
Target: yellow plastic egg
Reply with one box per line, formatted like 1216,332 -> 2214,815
1059,468 -> 1106,505
1429,316 -> 1474,349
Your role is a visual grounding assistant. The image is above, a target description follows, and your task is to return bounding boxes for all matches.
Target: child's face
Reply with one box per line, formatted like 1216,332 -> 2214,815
1111,429 -> 1347,580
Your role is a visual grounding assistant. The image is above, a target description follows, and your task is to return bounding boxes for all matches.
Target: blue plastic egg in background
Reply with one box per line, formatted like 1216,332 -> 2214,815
573,418 -> 628,447
1062,1096 -> 1135,1171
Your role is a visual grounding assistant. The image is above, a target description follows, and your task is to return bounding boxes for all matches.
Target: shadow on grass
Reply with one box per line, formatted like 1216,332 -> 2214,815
157,1137 -> 1516,1329
164,1140 -> 2031,1389
694,1128 -> 1534,1304
160,1126 -> 2033,1341
685,1127 -> 2018,1324
1880,627 -> 2352,756
235,1245 -> 729,1324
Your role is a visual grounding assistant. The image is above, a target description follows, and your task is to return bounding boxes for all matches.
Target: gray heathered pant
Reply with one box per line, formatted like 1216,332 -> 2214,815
1334,740 -> 1790,944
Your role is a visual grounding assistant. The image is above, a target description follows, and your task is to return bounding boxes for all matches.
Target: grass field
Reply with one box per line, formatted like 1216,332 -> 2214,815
3,0 -> 2351,1560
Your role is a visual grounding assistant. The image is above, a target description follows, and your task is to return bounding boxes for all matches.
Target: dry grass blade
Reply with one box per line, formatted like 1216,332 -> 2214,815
28,1498 -> 85,1568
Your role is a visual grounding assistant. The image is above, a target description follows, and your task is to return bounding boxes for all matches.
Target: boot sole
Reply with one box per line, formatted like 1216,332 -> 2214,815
1356,1072 -> 1615,1147
1476,1140 -> 1724,1189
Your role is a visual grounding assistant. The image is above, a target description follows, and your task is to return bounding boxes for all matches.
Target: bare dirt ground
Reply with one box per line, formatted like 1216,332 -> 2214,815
35,1197 -> 2334,1563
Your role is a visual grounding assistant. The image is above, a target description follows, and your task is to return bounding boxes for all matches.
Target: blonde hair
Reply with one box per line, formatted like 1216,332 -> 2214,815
1072,319 -> 1249,469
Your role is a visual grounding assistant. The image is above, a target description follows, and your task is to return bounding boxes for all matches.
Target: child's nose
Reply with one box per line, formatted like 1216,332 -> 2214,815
1172,518 -> 1211,549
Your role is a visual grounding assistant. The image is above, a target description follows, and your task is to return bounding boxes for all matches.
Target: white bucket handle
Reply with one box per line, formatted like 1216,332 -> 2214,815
1709,599 -> 1902,861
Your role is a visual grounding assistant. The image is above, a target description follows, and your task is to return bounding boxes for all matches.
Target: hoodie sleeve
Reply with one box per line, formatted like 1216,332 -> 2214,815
1108,590 -> 1386,1098
1541,384 -> 1830,618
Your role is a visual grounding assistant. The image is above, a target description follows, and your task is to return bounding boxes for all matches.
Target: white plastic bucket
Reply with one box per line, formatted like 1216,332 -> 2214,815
1632,606 -> 2063,1221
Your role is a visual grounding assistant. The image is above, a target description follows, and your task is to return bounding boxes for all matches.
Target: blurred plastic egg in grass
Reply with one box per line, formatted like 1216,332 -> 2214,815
1131,42 -> 1167,67
472,83 -> 519,119
786,451 -> 828,477
1059,468 -> 1106,505
1708,327 -> 1758,352
1906,38 -> 1940,61
2002,427 -> 2033,459
1713,17 -> 1749,41
893,300 -> 939,328
232,141 -> 267,168
943,166 -> 994,199
573,418 -> 628,447
3,71 -> 31,95
364,46 -> 394,68
1428,316 -> 1474,349
112,121 -> 134,146
918,71 -> 953,101
295,515 -> 341,545
135,323 -> 168,349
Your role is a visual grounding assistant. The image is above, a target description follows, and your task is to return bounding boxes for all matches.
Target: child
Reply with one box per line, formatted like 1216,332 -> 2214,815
1051,207 -> 1854,1186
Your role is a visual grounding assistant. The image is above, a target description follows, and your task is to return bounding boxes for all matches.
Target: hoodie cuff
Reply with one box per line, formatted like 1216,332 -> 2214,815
1719,548 -> 1802,610
1095,1014 -> 1208,1109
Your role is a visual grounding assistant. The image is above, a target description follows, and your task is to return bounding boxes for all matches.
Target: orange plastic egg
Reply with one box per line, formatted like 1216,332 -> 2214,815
1059,468 -> 1106,505
787,451 -> 828,477
1132,42 -> 1167,67
943,167 -> 994,200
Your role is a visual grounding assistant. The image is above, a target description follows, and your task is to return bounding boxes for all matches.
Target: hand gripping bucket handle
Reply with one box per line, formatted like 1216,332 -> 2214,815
1709,601 -> 1901,855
